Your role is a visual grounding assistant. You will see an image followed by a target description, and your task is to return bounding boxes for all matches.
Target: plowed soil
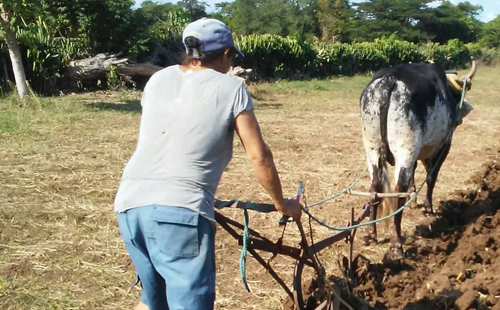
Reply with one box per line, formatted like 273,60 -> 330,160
354,160 -> 500,310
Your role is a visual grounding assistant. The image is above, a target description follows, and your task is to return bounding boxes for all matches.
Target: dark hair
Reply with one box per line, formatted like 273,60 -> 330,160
183,36 -> 236,66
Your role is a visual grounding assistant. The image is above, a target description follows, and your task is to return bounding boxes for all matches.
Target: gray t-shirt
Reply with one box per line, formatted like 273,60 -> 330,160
114,65 -> 253,222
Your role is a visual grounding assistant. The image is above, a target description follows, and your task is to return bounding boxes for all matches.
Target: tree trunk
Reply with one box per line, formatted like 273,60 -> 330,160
67,53 -> 252,86
0,5 -> 29,96
67,53 -> 164,82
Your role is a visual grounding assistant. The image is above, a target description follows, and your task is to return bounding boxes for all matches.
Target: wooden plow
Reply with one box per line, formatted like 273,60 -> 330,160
214,200 -> 370,309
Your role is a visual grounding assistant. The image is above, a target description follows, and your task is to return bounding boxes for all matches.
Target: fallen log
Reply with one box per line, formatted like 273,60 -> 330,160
67,53 -> 163,83
66,53 -> 252,88
115,62 -> 164,78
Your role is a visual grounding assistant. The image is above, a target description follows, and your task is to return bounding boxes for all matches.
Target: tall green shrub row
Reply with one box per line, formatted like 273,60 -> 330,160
234,34 -> 498,79
235,34 -> 316,77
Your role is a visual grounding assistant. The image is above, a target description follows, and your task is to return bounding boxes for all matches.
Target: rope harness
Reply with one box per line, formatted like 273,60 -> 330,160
459,75 -> 468,110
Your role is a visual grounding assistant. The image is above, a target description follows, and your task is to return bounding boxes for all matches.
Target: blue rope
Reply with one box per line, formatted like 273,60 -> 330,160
215,199 -> 253,292
239,208 -> 251,292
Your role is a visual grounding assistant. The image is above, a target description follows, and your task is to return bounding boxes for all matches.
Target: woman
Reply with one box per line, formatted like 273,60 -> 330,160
115,18 -> 302,310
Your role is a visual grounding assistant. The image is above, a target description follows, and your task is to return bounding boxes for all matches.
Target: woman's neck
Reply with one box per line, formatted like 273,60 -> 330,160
180,61 -> 208,73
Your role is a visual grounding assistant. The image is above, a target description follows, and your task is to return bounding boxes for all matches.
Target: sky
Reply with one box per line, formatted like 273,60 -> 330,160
133,0 -> 499,23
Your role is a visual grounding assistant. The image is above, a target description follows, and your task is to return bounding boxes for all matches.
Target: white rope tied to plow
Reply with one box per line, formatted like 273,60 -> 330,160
302,180 -> 425,231
307,166 -> 368,208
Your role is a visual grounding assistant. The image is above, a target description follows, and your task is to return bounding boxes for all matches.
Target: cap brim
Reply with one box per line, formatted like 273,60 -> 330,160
235,47 -> 245,58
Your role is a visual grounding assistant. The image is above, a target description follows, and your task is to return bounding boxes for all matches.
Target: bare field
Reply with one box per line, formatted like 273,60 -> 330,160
0,66 -> 499,310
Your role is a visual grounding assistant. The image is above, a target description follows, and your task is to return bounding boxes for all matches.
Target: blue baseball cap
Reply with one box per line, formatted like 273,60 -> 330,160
182,18 -> 244,58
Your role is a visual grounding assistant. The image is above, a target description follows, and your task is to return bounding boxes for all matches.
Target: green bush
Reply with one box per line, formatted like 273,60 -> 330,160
419,39 -> 470,69
235,34 -> 316,78
371,36 -> 424,66
234,33 -> 498,79
314,42 -> 357,76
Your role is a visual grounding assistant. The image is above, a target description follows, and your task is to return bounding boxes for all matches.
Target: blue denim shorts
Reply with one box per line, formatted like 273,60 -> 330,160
117,205 -> 215,310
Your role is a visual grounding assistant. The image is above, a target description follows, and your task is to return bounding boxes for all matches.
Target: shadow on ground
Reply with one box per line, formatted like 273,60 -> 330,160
88,100 -> 141,113
254,102 -> 283,110
88,100 -> 283,112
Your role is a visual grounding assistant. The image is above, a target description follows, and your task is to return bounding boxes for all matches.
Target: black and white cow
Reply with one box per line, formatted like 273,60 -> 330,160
360,61 -> 476,257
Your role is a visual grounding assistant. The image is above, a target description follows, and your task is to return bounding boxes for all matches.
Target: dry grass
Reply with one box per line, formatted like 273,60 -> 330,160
1,65 -> 499,309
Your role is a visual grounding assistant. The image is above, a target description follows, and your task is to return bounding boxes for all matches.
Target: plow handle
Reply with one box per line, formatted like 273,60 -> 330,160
279,182 -> 303,226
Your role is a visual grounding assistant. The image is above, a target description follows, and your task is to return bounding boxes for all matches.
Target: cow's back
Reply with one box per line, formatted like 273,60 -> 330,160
370,63 -> 456,128
362,63 -> 457,162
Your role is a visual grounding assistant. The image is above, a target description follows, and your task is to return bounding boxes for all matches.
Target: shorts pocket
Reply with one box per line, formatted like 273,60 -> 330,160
152,207 -> 199,258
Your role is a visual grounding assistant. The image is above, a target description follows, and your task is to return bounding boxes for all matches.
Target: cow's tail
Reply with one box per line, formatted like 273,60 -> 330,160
379,149 -> 392,228
378,76 -> 395,227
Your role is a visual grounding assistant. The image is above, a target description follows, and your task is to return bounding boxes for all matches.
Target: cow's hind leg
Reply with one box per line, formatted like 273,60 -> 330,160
391,163 -> 415,259
422,142 -> 452,214
363,164 -> 382,245
408,162 -> 418,209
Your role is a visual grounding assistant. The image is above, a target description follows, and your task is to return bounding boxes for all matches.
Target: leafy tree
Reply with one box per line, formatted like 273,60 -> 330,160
217,0 -> 256,34
480,15 -> 500,48
16,16 -> 84,94
456,1 -> 482,19
46,0 -> 136,53
0,0 -> 41,96
350,0 -> 434,42
135,0 -> 190,39
1,0 -> 128,95
217,0 -> 316,38
316,0 -> 355,42
127,1 -> 192,65
212,1 -> 234,23
178,0 -> 208,21
44,0 -> 82,39
420,0 -> 482,43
